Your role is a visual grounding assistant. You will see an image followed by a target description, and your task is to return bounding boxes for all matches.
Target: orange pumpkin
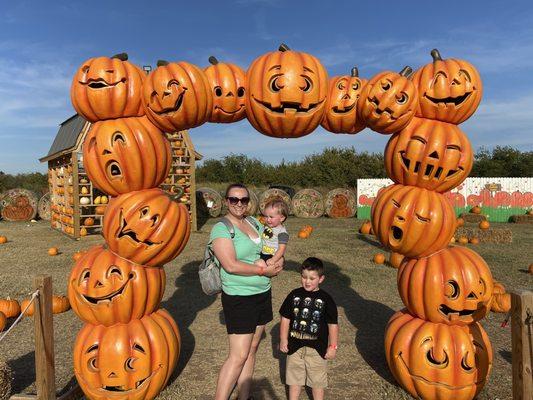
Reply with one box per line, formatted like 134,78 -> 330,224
245,44 -> 328,138
458,236 -> 469,245
357,66 -> 418,135
469,237 -> 479,244
359,220 -> 372,235
0,236 -> 7,244
490,282 -> 511,313
389,252 -> 405,269
102,188 -> 190,267
373,253 -> 386,264
456,217 -> 464,227
83,116 -> 171,196
384,117 -> 473,192
68,245 -> 165,326
48,247 -> 59,256
52,295 -> 70,314
204,56 -> 246,123
71,53 -> 145,122
413,49 -> 483,124
371,184 -> 455,258
385,309 -> 492,400
398,246 -> 493,325
0,312 -> 6,332
479,220 -> 490,230
0,297 -> 20,318
529,264 -> 533,274
142,60 -> 212,132
298,230 -> 310,239
73,309 -> 179,400
321,67 -> 367,134
84,218 -> 95,226
95,206 -> 106,215
470,206 -> 481,214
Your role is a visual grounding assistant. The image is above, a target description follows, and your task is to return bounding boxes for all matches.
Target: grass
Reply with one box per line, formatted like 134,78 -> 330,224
0,218 -> 531,399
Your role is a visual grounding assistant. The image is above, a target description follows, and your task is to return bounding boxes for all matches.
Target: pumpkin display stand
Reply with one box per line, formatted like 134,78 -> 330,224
460,212 -> 487,223
455,227 -> 513,244
0,189 -> 38,222
325,188 -> 356,218
259,188 -> 292,214
292,189 -> 324,218
37,193 -> 51,221
509,214 -> 533,224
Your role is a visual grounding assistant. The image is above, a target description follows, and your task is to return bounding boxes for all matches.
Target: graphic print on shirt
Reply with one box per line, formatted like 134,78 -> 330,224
261,226 -> 276,255
290,294 -> 325,340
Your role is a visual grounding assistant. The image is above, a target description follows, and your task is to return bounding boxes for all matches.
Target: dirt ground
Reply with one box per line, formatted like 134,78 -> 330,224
0,218 -> 531,399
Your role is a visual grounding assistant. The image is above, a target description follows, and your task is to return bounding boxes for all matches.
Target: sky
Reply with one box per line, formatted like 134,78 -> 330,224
1,0 -> 533,173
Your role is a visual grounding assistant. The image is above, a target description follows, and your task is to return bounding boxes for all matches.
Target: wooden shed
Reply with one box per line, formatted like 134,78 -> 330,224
40,114 -> 201,239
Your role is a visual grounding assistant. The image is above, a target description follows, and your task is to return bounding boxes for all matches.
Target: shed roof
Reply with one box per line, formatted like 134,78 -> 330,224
40,114 -> 89,162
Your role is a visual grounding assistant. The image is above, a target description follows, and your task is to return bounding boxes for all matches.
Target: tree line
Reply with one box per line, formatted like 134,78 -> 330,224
0,146 -> 531,194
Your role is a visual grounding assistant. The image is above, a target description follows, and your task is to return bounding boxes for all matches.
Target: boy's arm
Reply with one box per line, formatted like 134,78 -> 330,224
279,316 -> 290,353
325,323 -> 339,360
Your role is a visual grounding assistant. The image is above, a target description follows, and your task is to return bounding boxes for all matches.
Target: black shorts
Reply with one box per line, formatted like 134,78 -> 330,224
260,253 -> 273,261
221,289 -> 273,334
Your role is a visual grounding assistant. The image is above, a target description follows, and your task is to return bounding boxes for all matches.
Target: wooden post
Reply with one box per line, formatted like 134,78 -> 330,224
511,290 -> 533,400
33,275 -> 56,400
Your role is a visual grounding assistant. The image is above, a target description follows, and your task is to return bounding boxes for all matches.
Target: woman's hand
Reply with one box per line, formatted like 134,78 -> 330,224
254,259 -> 267,268
263,260 -> 283,277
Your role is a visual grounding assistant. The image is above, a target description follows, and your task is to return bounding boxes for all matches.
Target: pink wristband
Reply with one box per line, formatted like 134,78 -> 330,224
328,344 -> 338,350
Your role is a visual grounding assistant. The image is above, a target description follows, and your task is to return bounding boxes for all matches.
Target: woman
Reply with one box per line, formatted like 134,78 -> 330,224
211,183 -> 283,400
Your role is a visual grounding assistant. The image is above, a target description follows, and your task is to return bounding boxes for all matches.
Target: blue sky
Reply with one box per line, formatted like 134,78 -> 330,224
1,0 -> 532,173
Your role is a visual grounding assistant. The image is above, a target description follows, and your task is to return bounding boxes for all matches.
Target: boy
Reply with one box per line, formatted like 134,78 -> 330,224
260,199 -> 289,266
279,257 -> 338,400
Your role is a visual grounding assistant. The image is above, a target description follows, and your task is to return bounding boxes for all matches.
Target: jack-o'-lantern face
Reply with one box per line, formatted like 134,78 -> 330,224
371,184 -> 455,258
74,309 -> 179,400
205,56 -> 246,123
321,67 -> 367,134
358,67 -> 418,135
398,246 -> 493,325
385,310 -> 492,400
413,49 -> 482,124
71,53 -> 145,122
68,245 -> 165,326
142,60 -> 212,132
103,188 -> 190,267
385,117 -> 473,192
245,44 -> 328,138
83,116 -> 171,197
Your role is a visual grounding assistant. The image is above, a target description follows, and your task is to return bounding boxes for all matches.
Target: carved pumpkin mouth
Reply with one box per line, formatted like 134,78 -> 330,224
332,102 -> 356,114
424,91 -> 472,108
438,304 -> 476,321
81,274 -> 133,305
153,90 -> 186,115
368,97 -> 398,120
253,96 -> 324,115
118,210 -> 161,247
106,161 -> 123,180
215,104 -> 244,114
399,152 -> 464,181
82,78 -> 126,89
390,226 -> 403,242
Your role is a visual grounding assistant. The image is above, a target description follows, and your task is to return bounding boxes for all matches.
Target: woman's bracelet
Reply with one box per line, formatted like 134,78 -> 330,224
328,344 -> 338,350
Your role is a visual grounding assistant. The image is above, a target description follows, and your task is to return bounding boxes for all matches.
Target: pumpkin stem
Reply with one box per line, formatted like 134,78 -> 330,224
208,56 -> 219,65
279,43 -> 291,52
351,67 -> 359,77
399,66 -> 414,78
431,49 -> 443,62
112,53 -> 128,61
157,60 -> 170,67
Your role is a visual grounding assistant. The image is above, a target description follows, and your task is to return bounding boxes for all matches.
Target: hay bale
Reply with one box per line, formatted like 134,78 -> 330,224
259,189 -> 292,215
0,189 -> 38,221
325,188 -> 356,218
509,214 -> 533,224
460,213 -> 487,223
455,227 -> 513,243
292,189 -> 324,218
38,192 -> 51,221
0,358 -> 12,400
196,188 -> 223,218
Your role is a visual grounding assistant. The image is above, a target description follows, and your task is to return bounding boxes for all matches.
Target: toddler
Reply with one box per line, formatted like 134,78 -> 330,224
260,199 -> 289,266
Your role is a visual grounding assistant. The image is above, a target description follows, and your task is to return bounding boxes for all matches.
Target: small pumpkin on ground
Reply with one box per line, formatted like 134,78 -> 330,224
0,312 -> 6,332
48,247 -> 59,256
479,220 -> 490,230
490,281 -> 511,313
0,298 -> 21,318
456,217 -> 464,227
298,230 -> 310,239
373,253 -> 386,264
359,220 -> 372,235
0,236 -> 7,244
529,263 -> 533,274
470,206 -> 481,214
469,237 -> 479,244
389,252 -> 405,269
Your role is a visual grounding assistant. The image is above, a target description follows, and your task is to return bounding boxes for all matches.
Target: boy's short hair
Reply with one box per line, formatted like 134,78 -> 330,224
300,257 -> 324,276
264,199 -> 289,219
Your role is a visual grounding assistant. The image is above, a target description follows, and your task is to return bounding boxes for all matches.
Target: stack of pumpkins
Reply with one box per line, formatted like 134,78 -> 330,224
367,50 -> 495,400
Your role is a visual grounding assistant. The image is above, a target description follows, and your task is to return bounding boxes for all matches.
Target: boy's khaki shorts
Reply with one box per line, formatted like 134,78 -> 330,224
286,346 -> 328,388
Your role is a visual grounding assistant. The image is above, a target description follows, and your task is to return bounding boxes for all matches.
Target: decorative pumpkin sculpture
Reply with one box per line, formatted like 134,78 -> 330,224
71,53 -> 145,122
245,44 -> 328,138
83,116 -> 171,196
384,117 -> 473,192
321,67 -> 366,134
385,309 -> 492,400
73,309 -> 180,400
102,188 -> 191,267
204,56 -> 246,123
398,246 -> 493,325
142,60 -> 212,132
0,297 -> 21,318
371,184 -> 455,258
68,245 -> 165,326
413,49 -> 482,124
357,66 -> 418,135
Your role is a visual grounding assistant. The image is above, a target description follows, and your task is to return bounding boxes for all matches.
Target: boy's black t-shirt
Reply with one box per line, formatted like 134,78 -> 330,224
279,287 -> 338,358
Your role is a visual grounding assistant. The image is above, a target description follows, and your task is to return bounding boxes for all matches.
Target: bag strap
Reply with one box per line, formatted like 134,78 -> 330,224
245,216 -> 260,232
219,217 -> 235,239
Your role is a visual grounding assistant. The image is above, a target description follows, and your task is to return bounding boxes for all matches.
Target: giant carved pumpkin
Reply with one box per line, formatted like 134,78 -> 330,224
385,117 -> 473,192
321,67 -> 367,134
205,56 -> 246,123
142,60 -> 212,132
83,116 -> 171,197
71,53 -> 145,122
74,309 -> 180,400
413,49 -> 483,124
68,245 -> 165,326
245,44 -> 328,138
357,66 -> 418,135
385,309 -> 492,400
371,184 -> 455,258
103,188 -> 190,267
398,246 -> 493,325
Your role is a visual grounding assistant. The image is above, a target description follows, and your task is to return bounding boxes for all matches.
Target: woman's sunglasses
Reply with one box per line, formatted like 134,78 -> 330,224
226,196 -> 250,206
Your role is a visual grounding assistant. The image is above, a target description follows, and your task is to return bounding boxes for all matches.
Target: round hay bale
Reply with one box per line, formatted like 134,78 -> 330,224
325,188 -> 356,218
38,193 -> 51,221
0,189 -> 38,221
196,188 -> 223,218
259,188 -> 292,215
0,358 -> 12,400
292,189 -> 324,218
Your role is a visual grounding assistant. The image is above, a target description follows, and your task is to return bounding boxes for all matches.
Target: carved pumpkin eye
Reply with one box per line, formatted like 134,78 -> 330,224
337,81 -> 346,90
392,199 -> 401,208
352,82 -> 360,91
426,349 -> 449,368
413,136 -> 427,145
124,357 -> 136,372
461,352 -> 474,372
300,76 -> 313,92
445,280 -> 460,299
446,144 -> 461,151
214,86 -> 223,97
150,214 -> 160,226
478,279 -> 486,296
396,93 -> 409,105
87,356 -> 99,372
237,87 -> 245,97
82,65 -> 90,73
167,79 -> 180,89
458,69 -> 472,82
381,80 -> 391,91
81,269 -> 91,282
416,214 -> 430,223
112,131 -> 125,144
107,265 -> 122,278
133,343 -> 146,354
140,207 -> 149,218
269,75 -> 282,92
